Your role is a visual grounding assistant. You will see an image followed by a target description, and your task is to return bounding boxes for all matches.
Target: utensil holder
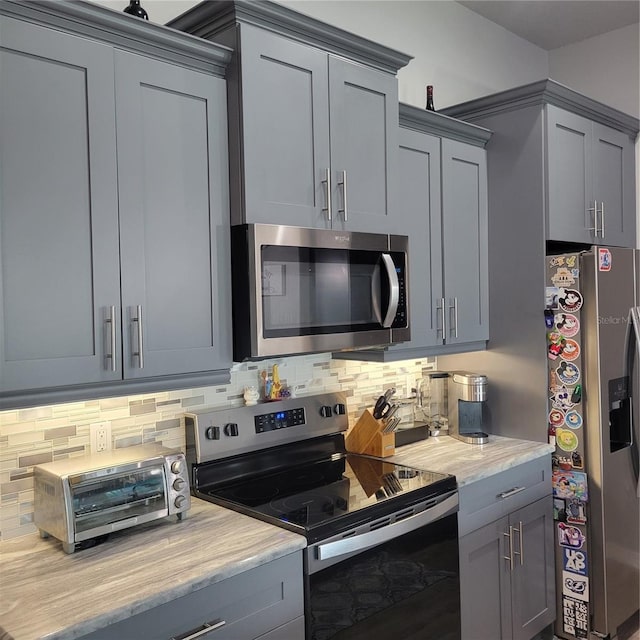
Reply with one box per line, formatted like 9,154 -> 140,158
345,409 -> 395,458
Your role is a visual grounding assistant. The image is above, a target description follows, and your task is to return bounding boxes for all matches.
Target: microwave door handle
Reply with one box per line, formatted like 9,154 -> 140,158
380,253 -> 400,328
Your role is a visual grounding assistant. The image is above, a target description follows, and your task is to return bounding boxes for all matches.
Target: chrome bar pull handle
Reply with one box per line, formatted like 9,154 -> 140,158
105,305 -> 117,372
588,200 -> 599,236
600,201 -> 605,238
502,526 -> 514,571
449,298 -> 459,338
338,170 -> 348,221
498,486 -> 526,499
321,168 -> 332,221
132,305 -> 144,369
513,521 -> 524,565
436,297 -> 446,340
170,619 -> 226,640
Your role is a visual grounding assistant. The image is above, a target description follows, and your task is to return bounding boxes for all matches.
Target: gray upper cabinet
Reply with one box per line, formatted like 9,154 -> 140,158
547,105 -> 635,246
336,105 -> 491,362
0,16 -> 122,393
0,1 -> 232,407
167,0 -> 410,233
444,79 -> 638,249
115,51 -> 231,380
441,138 -> 489,345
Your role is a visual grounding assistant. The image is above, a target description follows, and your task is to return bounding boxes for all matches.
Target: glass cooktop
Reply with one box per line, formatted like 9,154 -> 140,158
199,453 -> 456,542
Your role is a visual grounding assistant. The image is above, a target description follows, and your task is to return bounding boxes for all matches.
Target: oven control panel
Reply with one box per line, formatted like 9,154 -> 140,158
185,392 -> 349,464
255,408 -> 306,433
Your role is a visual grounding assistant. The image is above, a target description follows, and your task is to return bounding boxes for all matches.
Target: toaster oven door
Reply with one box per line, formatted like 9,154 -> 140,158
70,466 -> 167,538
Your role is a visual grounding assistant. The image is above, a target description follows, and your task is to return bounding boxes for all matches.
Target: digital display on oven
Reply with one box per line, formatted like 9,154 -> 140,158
254,407 -> 305,433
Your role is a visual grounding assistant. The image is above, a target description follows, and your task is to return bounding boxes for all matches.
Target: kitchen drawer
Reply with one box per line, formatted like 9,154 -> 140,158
256,616 -> 305,639
79,552 -> 303,640
458,456 -> 552,536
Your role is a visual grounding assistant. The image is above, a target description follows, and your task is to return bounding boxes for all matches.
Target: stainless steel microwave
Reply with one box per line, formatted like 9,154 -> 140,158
231,224 -> 410,360
34,445 -> 190,553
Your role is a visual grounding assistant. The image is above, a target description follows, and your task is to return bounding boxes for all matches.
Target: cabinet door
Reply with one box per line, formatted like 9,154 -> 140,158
510,496 -> 555,640
328,56 -> 398,233
0,17 -> 122,392
386,128 -> 442,353
546,106 -> 595,244
115,51 -> 231,379
239,25 -> 331,228
459,516 -> 513,640
592,123 -> 636,247
441,139 -> 489,344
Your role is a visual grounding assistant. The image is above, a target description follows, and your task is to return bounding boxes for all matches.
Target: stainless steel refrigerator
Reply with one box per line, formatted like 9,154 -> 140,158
545,247 -> 639,639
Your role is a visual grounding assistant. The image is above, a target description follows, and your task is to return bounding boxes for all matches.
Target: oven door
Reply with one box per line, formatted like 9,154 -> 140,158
305,491 -> 460,640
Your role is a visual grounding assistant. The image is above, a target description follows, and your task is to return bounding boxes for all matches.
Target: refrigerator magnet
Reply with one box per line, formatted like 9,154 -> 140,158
557,361 -> 581,385
563,547 -> 588,576
558,288 -> 583,313
561,339 -> 581,361
551,267 -> 576,287
556,428 -> 579,452
558,522 -> 586,549
598,248 -> 612,271
562,596 -> 589,639
550,385 -> 576,412
555,313 -> 580,337
563,572 -> 589,603
564,410 -> 583,429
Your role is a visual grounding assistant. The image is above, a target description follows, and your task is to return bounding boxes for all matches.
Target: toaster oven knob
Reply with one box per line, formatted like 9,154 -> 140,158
174,494 -> 187,509
171,460 -> 183,474
173,477 -> 186,491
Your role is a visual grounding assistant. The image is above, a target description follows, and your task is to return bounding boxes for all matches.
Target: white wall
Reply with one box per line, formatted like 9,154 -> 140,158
100,0 -> 549,108
549,23 -> 639,119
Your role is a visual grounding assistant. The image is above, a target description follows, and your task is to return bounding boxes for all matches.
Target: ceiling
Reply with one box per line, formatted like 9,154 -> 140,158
456,0 -> 640,50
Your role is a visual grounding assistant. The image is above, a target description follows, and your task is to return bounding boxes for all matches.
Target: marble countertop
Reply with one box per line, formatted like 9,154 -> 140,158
0,435 -> 553,640
389,433 -> 555,487
0,499 -> 306,640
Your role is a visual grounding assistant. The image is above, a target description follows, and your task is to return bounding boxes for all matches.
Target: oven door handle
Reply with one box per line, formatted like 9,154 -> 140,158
316,491 -> 458,562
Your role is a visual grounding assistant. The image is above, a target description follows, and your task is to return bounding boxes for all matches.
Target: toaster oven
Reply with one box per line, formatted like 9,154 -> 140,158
34,445 -> 190,553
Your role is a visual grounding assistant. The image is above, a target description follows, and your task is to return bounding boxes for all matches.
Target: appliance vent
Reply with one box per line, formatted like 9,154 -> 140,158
393,507 -> 416,522
370,517 -> 392,531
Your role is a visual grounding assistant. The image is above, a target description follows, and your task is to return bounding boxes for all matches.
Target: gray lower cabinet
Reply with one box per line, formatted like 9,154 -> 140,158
0,3 -> 232,404
335,105 -> 491,361
78,552 -> 304,640
168,1 -> 410,234
458,457 -> 555,640
546,105 -> 635,247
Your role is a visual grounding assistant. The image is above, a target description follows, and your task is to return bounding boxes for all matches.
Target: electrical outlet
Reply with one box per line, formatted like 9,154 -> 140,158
90,421 -> 112,453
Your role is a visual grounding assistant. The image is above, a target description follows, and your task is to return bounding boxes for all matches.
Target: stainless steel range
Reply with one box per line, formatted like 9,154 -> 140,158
185,392 -> 460,640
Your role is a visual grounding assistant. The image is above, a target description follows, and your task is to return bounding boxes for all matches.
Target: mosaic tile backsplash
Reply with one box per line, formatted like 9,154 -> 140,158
0,353 -> 435,540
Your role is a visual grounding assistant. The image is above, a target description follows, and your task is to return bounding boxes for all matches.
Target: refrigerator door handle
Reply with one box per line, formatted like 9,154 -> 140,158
624,306 -> 640,495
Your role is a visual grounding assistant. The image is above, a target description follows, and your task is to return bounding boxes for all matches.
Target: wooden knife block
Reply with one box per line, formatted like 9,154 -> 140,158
345,409 -> 395,458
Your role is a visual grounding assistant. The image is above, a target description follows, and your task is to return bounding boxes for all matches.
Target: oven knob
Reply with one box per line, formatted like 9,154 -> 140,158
319,405 -> 333,418
171,460 -> 182,474
205,426 -> 220,440
174,494 -> 187,509
333,403 -> 346,415
223,423 -> 239,437
173,478 -> 186,491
